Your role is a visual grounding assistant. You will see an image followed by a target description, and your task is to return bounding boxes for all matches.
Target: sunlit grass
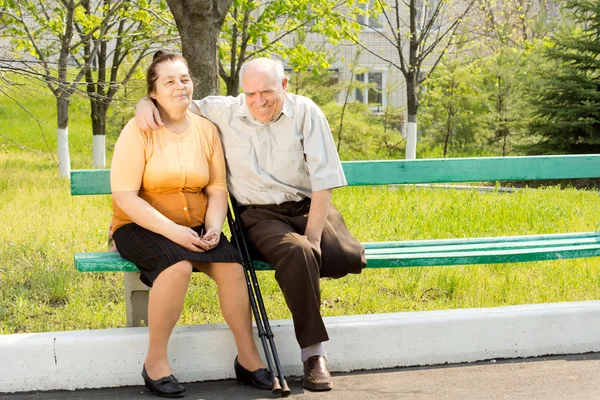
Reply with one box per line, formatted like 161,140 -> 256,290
2,81 -> 599,334
2,148 -> 600,334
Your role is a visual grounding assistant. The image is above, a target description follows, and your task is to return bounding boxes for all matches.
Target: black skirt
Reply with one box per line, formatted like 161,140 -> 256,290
112,223 -> 241,287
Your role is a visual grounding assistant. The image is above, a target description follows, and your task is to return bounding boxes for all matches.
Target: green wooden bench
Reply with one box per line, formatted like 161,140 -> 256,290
71,155 -> 600,327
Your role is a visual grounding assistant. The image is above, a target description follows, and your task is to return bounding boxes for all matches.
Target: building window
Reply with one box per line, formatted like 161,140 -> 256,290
357,0 -> 383,30
355,71 -> 385,113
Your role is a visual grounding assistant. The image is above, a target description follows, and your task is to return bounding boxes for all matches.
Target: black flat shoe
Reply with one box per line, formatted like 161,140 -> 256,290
142,364 -> 186,398
234,356 -> 272,390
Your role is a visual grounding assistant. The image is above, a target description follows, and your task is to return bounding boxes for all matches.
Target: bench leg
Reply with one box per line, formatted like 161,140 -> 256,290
124,272 -> 150,327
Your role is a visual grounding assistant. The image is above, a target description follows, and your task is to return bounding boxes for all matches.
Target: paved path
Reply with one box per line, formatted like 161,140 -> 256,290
3,353 -> 599,400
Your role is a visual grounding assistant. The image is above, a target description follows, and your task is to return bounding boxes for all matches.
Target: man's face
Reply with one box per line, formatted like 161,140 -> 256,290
242,69 -> 288,123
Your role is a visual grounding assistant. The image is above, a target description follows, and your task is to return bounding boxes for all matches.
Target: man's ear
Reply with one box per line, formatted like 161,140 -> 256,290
281,77 -> 289,91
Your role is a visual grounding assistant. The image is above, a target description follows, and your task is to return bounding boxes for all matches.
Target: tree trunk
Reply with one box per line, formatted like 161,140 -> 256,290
56,96 -> 71,178
443,80 -> 456,158
443,112 -> 451,158
55,0 -> 76,179
223,72 -> 239,96
91,101 -> 108,168
405,72 -> 419,160
167,0 -> 234,98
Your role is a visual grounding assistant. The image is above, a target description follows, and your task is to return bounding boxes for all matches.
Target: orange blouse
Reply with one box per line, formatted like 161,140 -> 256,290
110,112 -> 228,231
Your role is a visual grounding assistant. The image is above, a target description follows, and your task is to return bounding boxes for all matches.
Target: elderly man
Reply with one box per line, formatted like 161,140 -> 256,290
136,58 -> 366,391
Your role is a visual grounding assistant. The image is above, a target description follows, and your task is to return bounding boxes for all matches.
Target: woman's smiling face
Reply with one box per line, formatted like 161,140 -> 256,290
150,59 -> 193,112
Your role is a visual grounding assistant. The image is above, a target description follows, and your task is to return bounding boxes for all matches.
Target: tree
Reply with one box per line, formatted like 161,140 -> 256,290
464,0 -> 561,156
0,58 -> 58,156
78,0 -> 176,167
526,0 -> 600,154
2,1 -> 176,170
481,47 -> 544,156
166,0 -> 234,98
420,56 -> 488,157
218,0 -> 354,96
1,0 -> 134,177
473,0 -> 560,52
342,0 -> 476,159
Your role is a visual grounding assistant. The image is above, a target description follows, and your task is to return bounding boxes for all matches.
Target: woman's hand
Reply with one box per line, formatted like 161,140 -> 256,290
199,227 -> 221,251
168,225 -> 210,252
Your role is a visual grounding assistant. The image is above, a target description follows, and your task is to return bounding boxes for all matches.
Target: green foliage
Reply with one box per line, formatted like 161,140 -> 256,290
473,0 -> 560,48
218,0 -> 359,94
1,0 -> 176,142
480,46 -> 542,155
419,43 -> 546,157
420,56 -> 490,157
526,0 -> 600,154
322,101 -> 405,160
0,71 -> 129,166
287,68 -> 341,106
77,0 -> 176,139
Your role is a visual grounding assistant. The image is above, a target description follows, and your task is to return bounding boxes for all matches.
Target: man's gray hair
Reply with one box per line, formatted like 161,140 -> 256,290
239,58 -> 286,91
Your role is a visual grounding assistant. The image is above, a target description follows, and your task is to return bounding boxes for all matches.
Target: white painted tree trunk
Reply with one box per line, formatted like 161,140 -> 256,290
92,135 -> 106,168
405,122 -> 417,160
57,127 -> 71,178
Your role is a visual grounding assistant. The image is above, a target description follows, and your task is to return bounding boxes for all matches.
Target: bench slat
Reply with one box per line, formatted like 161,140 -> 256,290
365,243 -> 600,267
363,232 -> 600,249
344,155 -> 600,185
71,170 -> 111,195
75,252 -> 139,273
71,155 -> 600,195
75,232 -> 600,273
366,234 -> 600,255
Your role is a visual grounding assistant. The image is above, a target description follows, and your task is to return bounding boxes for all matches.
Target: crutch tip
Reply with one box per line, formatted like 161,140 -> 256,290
280,379 -> 291,397
271,376 -> 282,395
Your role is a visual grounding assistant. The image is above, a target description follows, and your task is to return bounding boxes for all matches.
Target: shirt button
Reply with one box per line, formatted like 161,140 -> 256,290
183,207 -> 187,211
262,141 -> 267,145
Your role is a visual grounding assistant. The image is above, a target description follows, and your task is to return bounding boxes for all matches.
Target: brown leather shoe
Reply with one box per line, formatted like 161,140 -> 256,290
302,355 -> 332,391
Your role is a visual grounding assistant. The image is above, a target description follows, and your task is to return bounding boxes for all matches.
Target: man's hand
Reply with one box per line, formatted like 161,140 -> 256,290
135,97 -> 163,132
304,189 -> 332,252
306,235 -> 321,249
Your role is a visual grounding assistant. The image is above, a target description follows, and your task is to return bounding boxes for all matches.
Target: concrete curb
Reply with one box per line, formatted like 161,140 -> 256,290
2,300 -> 600,393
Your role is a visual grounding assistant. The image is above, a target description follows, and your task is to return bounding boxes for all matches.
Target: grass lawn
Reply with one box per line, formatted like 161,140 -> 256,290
1,83 -> 600,334
2,149 -> 600,334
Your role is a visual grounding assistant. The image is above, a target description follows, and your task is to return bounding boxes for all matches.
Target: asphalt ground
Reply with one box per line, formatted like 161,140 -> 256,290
2,353 -> 599,400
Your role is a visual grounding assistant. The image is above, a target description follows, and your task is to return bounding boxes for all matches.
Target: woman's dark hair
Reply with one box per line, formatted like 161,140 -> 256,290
146,50 -> 189,95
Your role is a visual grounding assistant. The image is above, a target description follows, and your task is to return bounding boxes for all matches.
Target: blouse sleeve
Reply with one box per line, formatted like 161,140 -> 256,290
204,121 -> 229,193
111,119 -> 147,192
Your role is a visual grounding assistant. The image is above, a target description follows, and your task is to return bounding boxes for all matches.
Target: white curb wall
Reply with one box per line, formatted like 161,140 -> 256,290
2,300 -> 600,393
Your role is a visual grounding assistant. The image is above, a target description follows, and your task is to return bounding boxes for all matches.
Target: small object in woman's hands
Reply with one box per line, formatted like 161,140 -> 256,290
202,230 -> 218,246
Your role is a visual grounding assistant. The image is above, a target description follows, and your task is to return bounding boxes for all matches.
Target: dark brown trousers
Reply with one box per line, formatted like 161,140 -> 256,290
239,199 -> 366,348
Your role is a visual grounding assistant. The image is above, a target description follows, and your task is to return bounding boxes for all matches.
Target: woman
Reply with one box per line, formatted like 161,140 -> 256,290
110,50 -> 270,398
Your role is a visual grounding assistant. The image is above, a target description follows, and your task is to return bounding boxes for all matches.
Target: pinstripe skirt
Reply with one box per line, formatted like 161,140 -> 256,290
112,223 -> 241,287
